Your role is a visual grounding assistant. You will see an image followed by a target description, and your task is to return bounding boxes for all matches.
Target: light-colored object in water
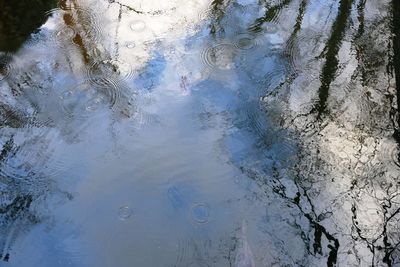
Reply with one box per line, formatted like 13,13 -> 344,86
234,221 -> 255,267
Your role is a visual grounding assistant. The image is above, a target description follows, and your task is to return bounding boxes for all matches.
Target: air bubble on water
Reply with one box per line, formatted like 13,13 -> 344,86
129,20 -> 146,32
190,202 -> 210,224
118,206 -> 133,220
126,42 -> 136,49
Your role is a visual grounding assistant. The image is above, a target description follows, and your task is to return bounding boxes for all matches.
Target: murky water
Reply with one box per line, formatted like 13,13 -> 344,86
0,0 -> 399,266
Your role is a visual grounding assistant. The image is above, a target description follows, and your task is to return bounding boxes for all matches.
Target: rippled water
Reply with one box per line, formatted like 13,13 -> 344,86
0,0 -> 399,266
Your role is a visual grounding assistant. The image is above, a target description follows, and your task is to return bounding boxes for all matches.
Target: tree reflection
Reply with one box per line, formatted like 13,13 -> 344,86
0,0 -> 399,265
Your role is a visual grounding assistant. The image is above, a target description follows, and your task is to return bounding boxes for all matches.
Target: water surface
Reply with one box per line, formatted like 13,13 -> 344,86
0,0 -> 399,266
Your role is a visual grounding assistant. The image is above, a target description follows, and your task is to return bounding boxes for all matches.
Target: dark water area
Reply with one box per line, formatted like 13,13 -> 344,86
0,0 -> 399,266
0,0 -> 58,52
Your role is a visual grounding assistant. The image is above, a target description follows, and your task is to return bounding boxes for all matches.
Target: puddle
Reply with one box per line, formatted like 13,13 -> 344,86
0,0 -> 399,266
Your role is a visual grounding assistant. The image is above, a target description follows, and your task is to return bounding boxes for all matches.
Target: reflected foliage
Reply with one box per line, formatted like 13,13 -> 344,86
249,0 -> 293,33
0,0 -> 57,52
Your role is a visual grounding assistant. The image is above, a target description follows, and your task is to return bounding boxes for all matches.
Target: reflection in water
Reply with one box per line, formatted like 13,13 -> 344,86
0,0 -> 399,266
313,0 -> 352,118
0,0 -> 57,52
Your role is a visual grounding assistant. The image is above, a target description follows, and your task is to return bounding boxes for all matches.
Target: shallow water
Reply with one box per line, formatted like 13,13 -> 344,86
0,0 -> 399,266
